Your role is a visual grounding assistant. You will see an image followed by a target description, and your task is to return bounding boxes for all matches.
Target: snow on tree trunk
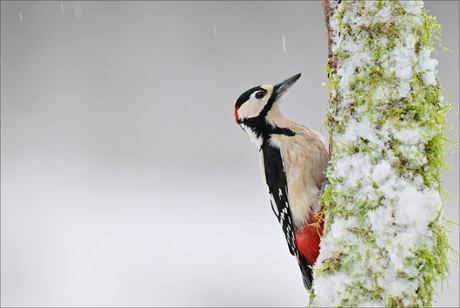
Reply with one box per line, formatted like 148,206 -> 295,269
311,1 -> 453,307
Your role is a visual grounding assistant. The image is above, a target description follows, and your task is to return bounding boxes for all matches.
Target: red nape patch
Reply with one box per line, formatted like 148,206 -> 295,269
234,106 -> 240,124
295,211 -> 325,265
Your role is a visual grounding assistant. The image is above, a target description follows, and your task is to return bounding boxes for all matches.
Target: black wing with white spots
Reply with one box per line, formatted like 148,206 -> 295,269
261,139 -> 297,256
261,138 -> 314,289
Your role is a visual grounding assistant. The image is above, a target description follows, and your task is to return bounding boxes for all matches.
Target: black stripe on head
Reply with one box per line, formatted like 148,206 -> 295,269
235,86 -> 262,108
258,88 -> 278,119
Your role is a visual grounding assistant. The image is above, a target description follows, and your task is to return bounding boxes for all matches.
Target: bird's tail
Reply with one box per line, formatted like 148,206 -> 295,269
296,253 -> 314,289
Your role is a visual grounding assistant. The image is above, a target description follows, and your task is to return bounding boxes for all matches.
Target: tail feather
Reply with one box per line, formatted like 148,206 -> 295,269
296,253 -> 314,289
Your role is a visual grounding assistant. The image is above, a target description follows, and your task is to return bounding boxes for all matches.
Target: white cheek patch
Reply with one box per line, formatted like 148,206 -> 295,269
237,85 -> 273,120
237,100 -> 265,120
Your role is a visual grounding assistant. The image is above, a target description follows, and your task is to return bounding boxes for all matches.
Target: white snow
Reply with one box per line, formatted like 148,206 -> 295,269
417,47 -> 438,85
313,272 -> 353,307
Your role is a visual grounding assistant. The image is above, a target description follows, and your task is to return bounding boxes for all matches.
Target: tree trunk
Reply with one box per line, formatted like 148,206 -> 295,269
311,1 -> 453,306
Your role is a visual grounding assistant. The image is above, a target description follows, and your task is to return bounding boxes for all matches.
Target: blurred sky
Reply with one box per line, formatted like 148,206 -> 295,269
1,1 -> 458,307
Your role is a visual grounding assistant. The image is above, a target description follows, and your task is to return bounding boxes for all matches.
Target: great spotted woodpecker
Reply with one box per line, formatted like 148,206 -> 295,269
234,73 -> 329,289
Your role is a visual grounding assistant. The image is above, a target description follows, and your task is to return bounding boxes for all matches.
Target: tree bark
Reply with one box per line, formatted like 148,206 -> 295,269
321,0 -> 338,160
322,0 -> 338,75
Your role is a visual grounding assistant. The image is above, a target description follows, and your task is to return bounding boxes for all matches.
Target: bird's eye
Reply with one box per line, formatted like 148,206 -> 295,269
255,91 -> 265,99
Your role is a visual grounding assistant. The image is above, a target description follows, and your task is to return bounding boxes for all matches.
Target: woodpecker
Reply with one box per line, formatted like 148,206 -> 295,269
234,73 -> 329,289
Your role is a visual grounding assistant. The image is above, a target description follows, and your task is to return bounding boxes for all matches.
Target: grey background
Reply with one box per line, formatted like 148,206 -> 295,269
1,1 -> 458,307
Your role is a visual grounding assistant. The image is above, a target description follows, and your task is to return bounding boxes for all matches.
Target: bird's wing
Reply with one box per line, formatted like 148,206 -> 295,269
262,136 -> 315,289
261,139 -> 297,256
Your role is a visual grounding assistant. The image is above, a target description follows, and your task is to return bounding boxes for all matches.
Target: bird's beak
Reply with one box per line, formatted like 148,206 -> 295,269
273,73 -> 301,100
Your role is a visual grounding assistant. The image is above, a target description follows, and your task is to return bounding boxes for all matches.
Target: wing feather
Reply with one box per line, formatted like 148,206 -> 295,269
261,137 -> 315,289
261,139 -> 296,256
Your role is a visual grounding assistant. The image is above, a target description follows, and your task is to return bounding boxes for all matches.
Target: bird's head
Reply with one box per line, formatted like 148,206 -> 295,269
234,73 -> 301,126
